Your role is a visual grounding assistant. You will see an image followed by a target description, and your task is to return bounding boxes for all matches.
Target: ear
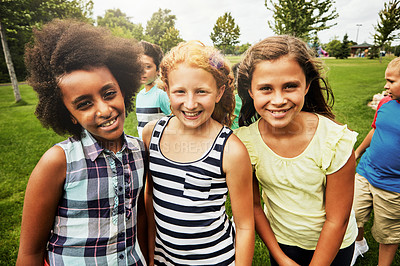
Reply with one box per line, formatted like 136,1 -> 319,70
216,85 -> 225,103
248,87 -> 254,99
71,115 -> 78,125
305,83 -> 311,95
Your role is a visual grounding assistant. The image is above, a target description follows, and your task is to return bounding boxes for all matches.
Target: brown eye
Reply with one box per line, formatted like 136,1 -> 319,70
77,101 -> 92,109
259,86 -> 272,91
104,90 -> 117,99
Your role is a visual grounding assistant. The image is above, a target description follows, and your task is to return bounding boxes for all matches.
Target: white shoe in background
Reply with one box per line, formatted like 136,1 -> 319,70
350,238 -> 369,266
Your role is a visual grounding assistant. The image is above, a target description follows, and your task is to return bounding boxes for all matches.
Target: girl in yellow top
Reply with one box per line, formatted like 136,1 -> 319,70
234,35 -> 358,266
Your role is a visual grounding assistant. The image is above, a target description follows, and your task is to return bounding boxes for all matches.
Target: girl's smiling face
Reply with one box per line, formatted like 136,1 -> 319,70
59,67 -> 125,152
250,56 -> 309,131
167,64 -> 224,130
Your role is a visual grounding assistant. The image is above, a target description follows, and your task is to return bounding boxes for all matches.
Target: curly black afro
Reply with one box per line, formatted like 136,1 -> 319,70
25,19 -> 143,138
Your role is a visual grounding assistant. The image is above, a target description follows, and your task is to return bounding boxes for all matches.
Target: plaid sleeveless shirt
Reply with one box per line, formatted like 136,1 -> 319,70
47,130 -> 146,266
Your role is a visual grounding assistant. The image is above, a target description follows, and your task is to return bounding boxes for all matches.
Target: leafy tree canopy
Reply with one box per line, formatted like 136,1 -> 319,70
325,37 -> 341,58
0,0 -> 93,82
145,8 -> 176,45
210,12 -> 240,54
265,0 -> 338,41
97,9 -> 144,40
373,0 -> 400,47
159,26 -> 184,53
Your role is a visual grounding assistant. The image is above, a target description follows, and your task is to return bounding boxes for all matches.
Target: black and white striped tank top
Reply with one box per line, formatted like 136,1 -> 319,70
149,116 -> 236,266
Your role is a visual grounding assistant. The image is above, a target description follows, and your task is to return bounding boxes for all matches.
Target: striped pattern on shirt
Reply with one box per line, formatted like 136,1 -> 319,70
135,85 -> 170,139
149,116 -> 236,266
47,130 -> 147,266
136,107 -> 166,138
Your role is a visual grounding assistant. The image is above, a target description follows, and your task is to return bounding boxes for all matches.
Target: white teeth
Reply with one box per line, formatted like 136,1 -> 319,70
184,112 -> 200,117
101,118 -> 116,127
270,110 -> 287,114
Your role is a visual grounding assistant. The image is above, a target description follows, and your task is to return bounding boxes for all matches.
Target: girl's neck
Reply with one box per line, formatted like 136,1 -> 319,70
144,82 -> 154,92
159,117 -> 222,163
97,137 -> 123,154
258,112 -> 318,158
174,116 -> 220,136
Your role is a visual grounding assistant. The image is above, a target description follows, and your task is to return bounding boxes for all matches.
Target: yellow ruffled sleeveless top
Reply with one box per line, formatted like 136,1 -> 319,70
234,114 -> 358,250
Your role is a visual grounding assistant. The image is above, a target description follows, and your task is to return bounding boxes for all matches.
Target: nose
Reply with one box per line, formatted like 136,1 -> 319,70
270,90 -> 286,106
384,81 -> 390,90
96,100 -> 112,118
184,93 -> 198,110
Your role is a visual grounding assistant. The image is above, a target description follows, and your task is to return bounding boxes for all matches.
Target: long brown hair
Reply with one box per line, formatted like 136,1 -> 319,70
237,35 -> 334,126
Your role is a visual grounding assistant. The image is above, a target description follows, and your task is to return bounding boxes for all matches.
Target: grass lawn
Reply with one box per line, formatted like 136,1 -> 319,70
1,56 -> 399,265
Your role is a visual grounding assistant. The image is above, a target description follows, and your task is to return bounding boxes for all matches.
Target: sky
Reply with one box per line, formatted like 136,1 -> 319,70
91,0 -> 400,46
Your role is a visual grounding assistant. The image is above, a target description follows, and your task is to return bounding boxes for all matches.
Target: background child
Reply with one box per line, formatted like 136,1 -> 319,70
17,19 -> 147,265
351,57 -> 400,266
230,62 -> 242,130
143,41 -> 254,265
235,35 -> 358,266
136,40 -> 170,139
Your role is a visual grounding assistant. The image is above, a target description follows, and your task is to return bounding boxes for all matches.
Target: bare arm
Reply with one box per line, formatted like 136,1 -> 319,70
355,128 -> 374,160
251,175 -> 299,266
137,188 -> 148,263
223,134 -> 254,266
310,151 -> 356,266
16,146 -> 66,265
142,121 -> 157,266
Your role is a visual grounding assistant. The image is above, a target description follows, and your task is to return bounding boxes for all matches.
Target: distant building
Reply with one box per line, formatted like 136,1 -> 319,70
350,42 -> 372,57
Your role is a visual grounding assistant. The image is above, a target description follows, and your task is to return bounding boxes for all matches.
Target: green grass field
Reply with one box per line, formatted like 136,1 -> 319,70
1,56 -> 399,265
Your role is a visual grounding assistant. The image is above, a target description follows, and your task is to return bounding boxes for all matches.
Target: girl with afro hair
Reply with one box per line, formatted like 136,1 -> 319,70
17,19 -> 148,265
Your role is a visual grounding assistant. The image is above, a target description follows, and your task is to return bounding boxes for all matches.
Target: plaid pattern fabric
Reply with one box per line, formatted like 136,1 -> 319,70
47,130 -> 146,266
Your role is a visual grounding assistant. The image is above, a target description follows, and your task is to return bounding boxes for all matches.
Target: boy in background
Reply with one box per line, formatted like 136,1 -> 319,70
136,41 -> 170,138
352,57 -> 400,266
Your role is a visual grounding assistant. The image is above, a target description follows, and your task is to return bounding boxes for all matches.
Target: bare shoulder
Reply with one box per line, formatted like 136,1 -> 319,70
142,120 -> 158,147
39,145 -> 66,168
31,145 -> 66,185
223,133 -> 251,170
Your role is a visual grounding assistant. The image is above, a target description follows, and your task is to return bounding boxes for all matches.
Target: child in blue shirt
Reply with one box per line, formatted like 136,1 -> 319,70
352,57 -> 400,266
136,41 -> 170,138
17,19 -> 147,265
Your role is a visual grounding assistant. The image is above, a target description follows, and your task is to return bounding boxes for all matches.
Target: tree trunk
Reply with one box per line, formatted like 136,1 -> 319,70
0,21 -> 21,102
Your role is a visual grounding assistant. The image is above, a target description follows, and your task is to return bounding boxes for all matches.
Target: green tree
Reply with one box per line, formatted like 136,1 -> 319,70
0,0 -> 93,101
265,0 -> 338,41
97,9 -> 144,40
336,33 -> 351,59
145,8 -> 176,45
210,12 -> 240,54
368,45 -> 380,59
325,37 -> 341,58
235,43 -> 251,55
373,0 -> 400,48
159,26 -> 183,53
